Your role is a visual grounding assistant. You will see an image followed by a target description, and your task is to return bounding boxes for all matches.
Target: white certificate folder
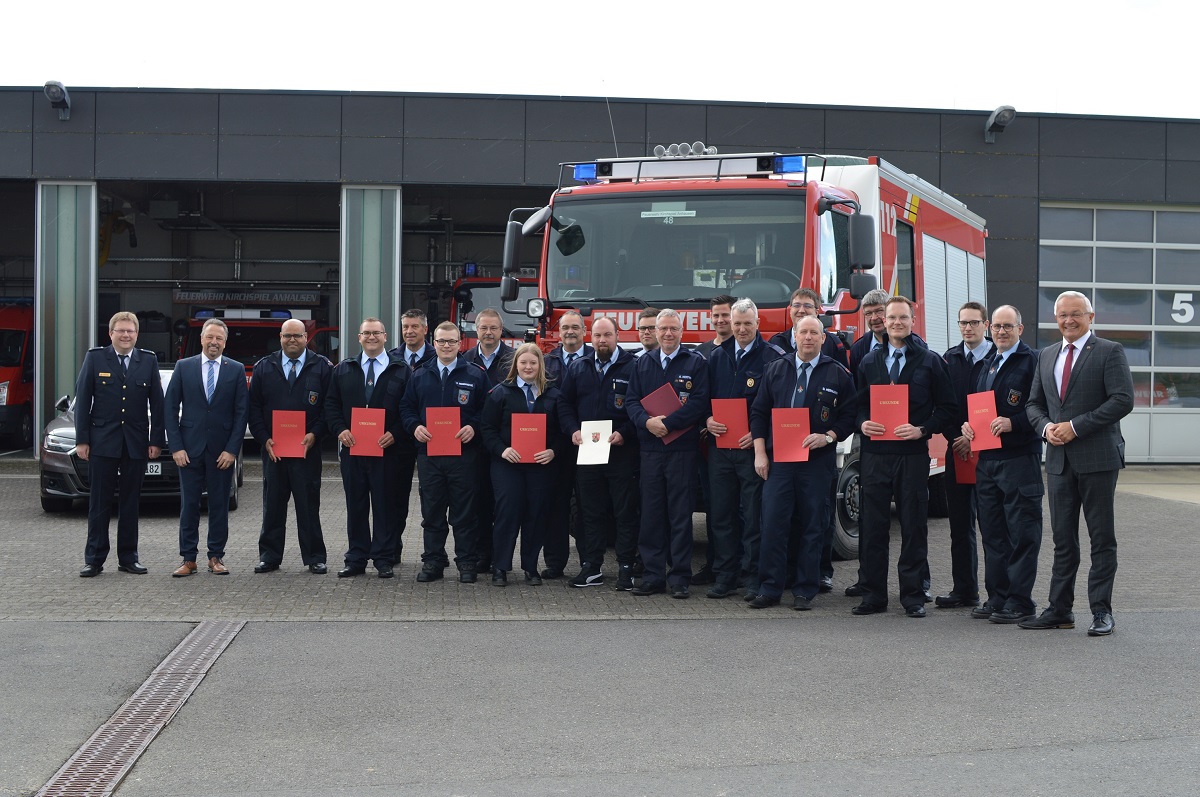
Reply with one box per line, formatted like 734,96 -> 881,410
577,420 -> 613,465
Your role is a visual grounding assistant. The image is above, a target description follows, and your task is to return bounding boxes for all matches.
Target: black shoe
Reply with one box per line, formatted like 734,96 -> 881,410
1019,609 -> 1075,630
1087,612 -> 1114,636
377,564 -> 394,579
748,594 -> 780,609
337,565 -> 366,578
989,608 -> 1034,624
459,569 -> 477,584
491,569 -> 508,587
690,565 -> 715,585
793,595 -> 814,611
706,583 -> 737,599
631,559 -> 645,577
631,581 -> 665,596
906,605 -> 927,618
671,584 -> 689,599
743,588 -> 759,602
615,564 -> 634,591
971,603 -> 998,619
309,563 -> 328,575
117,561 -> 148,575
818,576 -> 834,593
524,571 -> 543,586
844,583 -> 865,597
851,603 -> 887,615
923,590 -> 933,603
416,564 -> 444,583
477,559 -> 492,574
570,565 -> 604,588
254,561 -> 279,574
935,592 -> 980,608
540,568 -> 564,580
79,563 -> 103,578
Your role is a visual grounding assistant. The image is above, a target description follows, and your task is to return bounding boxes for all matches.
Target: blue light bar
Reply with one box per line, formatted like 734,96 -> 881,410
773,155 -> 807,175
573,163 -> 598,182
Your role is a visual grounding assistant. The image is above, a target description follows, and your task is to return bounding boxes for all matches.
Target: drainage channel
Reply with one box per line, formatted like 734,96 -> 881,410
37,619 -> 245,797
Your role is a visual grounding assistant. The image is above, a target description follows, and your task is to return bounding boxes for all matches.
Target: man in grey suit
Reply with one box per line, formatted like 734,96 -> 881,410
1022,291 -> 1133,636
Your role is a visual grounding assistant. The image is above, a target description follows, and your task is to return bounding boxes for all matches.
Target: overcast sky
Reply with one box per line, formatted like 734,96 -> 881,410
6,0 -> 1196,121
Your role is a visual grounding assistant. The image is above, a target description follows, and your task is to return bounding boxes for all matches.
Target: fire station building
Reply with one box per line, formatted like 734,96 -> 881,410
0,87 -> 1196,462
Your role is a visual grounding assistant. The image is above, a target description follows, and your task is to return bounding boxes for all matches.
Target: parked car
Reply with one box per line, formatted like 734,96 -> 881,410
39,365 -> 243,513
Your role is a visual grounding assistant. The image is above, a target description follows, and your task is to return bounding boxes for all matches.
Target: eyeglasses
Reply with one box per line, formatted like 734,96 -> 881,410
1055,311 -> 1088,321
111,328 -> 137,335
358,331 -> 384,337
863,309 -> 885,318
638,326 -> 656,333
281,333 -> 305,340
434,339 -> 460,346
990,323 -> 1018,332
957,320 -> 984,328
791,302 -> 817,311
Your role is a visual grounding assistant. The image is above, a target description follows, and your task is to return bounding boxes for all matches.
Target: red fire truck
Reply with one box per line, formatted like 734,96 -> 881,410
499,146 -> 987,557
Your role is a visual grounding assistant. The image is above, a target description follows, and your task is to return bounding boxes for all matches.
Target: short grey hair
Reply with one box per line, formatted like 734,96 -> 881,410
1054,290 -> 1093,314
656,308 -> 681,325
201,318 -> 228,336
730,298 -> 758,317
992,304 -> 1023,324
861,288 -> 891,308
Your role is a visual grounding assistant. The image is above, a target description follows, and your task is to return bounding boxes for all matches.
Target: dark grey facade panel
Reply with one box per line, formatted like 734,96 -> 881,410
1039,156 -> 1166,202
0,132 -> 33,178
962,196 -> 1039,242
341,137 -> 404,184
646,103 -> 707,151
1164,159 -> 1200,204
97,92 -> 219,135
1039,117 -> 1166,159
525,100 -> 646,146
218,136 -> 341,181
33,91 -> 95,133
940,153 -> 1039,199
940,112 -> 1038,156
0,92 -> 32,132
826,110 -> 940,153
403,96 -> 523,140
1166,121 -> 1200,161
32,134 -> 95,179
218,94 -> 342,136
95,134 -> 218,180
404,138 -> 525,184
705,104 -> 825,152
342,95 -> 404,138
523,140 -> 644,187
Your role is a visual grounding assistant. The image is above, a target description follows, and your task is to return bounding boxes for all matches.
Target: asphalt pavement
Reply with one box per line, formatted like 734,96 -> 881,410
1,450 -> 1197,796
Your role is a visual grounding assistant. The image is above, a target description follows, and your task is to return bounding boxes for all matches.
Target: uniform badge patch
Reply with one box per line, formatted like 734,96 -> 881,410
746,378 -> 755,388
679,392 -> 689,405
820,406 -> 831,422
458,390 -> 470,405
308,391 -> 319,406
614,394 -> 624,408
1008,389 -> 1022,407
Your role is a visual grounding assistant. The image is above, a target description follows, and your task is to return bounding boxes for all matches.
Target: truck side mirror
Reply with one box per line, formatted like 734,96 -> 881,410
850,271 -> 878,299
848,213 -> 876,269
500,275 -> 520,303
502,220 -> 524,274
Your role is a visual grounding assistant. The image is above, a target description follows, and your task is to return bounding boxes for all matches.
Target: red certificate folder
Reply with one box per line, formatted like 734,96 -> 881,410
967,391 -> 1003,452
953,451 -> 978,484
712,398 -> 750,449
871,384 -> 909,441
772,408 -> 811,462
426,406 -> 461,457
511,413 -> 546,462
350,407 -> 385,456
641,382 -> 686,445
271,410 -> 307,458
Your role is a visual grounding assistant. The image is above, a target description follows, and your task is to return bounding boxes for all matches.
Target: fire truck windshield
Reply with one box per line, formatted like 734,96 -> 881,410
547,193 -> 805,308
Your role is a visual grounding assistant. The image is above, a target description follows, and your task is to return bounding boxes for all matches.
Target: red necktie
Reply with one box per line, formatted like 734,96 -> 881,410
1059,343 -> 1074,402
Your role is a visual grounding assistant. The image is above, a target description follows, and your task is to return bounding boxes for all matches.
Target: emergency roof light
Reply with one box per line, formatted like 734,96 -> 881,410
568,146 -> 811,186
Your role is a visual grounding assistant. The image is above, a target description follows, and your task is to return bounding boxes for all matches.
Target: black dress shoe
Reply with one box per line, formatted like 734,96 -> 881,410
670,584 -> 689,599
524,571 -> 543,586
540,568 -> 564,579
79,564 -> 103,578
491,569 -> 508,587
1087,612 -> 1114,636
844,583 -> 865,597
309,563 -> 327,575
631,581 -> 665,596
971,603 -> 998,619
337,565 -> 366,578
851,603 -> 887,615
416,564 -> 444,583
989,608 -> 1034,624
818,576 -> 834,593
706,583 -> 736,599
935,592 -> 980,608
117,561 -> 148,575
690,566 -> 715,585
1019,610 -> 1074,629
459,569 -> 477,583
377,564 -> 394,578
906,605 -> 927,618
747,595 -> 780,609
923,590 -> 933,603
793,595 -> 814,611
254,561 -> 279,574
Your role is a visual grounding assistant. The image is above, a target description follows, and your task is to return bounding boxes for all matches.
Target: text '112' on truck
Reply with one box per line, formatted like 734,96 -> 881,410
498,144 -> 987,559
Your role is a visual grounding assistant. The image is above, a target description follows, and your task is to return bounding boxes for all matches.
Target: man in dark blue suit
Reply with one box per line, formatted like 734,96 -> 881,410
75,311 -> 165,577
165,318 -> 248,577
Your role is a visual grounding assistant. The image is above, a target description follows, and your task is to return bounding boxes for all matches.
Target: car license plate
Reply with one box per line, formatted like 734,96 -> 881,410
145,462 -> 162,476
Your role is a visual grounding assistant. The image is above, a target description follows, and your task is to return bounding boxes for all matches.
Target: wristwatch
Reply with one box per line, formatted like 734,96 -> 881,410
824,434 -> 835,445
917,426 -> 928,438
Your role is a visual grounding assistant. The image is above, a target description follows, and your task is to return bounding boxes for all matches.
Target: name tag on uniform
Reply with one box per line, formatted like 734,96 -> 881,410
99,372 -> 112,377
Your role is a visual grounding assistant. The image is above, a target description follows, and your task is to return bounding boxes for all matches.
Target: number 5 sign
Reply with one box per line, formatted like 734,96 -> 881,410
1171,292 -> 1195,324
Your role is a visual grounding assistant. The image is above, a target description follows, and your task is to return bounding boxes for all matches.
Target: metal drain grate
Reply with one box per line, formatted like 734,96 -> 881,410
37,619 -> 245,797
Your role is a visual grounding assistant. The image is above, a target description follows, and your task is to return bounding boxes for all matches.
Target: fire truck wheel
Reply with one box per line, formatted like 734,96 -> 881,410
833,454 -> 860,561
15,405 -> 33,449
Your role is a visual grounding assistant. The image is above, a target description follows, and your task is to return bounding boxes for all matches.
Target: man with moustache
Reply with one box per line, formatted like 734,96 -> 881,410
166,318 -> 248,577
625,309 -> 710,599
75,311 -> 165,577
959,305 -> 1043,624
934,302 -> 992,609
324,318 -> 409,579
1023,291 -> 1133,637
248,319 -> 334,574
704,298 -> 784,599
557,316 -> 640,589
541,310 -> 593,579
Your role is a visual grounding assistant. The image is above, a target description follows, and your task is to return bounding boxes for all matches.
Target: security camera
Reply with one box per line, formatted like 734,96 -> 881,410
44,81 -> 71,121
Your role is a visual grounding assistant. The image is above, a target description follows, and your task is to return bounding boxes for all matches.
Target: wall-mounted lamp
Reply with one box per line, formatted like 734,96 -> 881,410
984,105 -> 1016,144
44,81 -> 71,121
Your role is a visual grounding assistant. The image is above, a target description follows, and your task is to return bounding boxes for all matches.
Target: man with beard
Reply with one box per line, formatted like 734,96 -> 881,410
692,295 -> 736,586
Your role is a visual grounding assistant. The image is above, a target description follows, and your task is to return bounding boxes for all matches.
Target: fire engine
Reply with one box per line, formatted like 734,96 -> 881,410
498,145 -> 988,558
